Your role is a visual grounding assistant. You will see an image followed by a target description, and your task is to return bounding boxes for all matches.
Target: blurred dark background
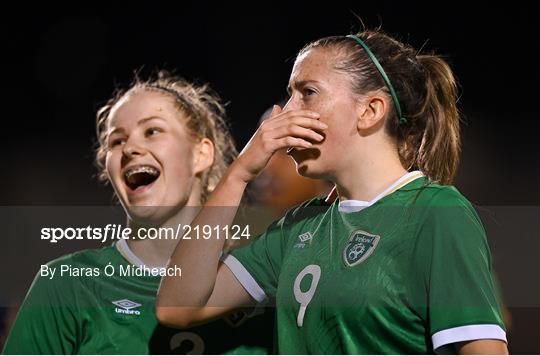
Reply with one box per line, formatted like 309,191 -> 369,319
1,1 -> 539,353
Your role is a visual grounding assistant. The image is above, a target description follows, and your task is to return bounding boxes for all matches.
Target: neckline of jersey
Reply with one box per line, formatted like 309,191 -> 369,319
337,171 -> 424,213
115,239 -> 167,270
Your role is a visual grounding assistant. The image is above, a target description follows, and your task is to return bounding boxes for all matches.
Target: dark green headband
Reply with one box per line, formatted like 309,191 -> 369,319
346,34 -> 407,125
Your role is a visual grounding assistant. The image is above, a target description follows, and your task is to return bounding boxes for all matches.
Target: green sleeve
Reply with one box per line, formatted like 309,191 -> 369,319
227,216 -> 288,301
225,197 -> 328,303
2,261 -> 78,354
413,188 -> 505,339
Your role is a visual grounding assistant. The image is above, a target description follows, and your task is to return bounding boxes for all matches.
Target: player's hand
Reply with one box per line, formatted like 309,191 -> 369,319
231,105 -> 327,183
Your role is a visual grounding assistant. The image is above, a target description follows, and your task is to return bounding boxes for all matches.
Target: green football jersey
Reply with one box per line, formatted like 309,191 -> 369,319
224,171 -> 506,354
3,240 -> 273,355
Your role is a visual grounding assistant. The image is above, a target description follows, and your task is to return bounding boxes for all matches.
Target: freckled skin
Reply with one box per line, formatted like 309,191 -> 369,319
285,48 -> 361,179
105,91 -> 201,225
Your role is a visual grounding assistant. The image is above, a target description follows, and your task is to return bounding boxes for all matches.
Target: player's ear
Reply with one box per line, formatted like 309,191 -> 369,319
356,93 -> 387,134
193,138 -> 214,175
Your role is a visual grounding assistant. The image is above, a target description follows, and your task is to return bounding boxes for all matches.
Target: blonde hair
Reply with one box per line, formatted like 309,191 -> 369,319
95,71 -> 237,202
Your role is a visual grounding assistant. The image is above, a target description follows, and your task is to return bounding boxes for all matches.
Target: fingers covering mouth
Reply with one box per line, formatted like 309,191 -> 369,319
123,165 -> 161,191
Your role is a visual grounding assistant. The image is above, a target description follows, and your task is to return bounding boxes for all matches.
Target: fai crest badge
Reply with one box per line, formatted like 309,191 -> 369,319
343,230 -> 380,267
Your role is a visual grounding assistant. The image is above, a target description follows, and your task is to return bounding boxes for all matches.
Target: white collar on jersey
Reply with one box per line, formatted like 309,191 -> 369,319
338,170 -> 424,213
116,239 -> 167,270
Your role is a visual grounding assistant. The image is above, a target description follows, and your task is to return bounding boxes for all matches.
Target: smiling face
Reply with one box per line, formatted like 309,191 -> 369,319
284,48 -> 362,179
105,90 -> 202,225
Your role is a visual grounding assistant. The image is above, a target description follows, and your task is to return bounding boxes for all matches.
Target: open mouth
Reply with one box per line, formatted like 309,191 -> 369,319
123,165 -> 161,192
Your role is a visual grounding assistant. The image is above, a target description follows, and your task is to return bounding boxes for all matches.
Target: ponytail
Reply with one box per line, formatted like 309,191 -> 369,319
401,55 -> 461,185
300,30 -> 461,185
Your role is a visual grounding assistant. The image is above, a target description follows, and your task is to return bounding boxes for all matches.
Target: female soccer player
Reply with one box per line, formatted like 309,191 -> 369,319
3,72 -> 273,354
157,31 -> 509,354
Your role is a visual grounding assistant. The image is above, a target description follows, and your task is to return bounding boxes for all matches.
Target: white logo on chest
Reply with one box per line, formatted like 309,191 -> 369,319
112,299 -> 142,315
294,232 -> 313,249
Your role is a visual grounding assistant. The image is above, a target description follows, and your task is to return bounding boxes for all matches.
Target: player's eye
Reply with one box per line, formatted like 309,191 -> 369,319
145,127 -> 163,137
303,88 -> 316,97
109,137 -> 126,148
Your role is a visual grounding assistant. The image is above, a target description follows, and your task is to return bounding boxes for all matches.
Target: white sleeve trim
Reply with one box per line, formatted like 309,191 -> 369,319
221,254 -> 267,304
432,324 -> 507,351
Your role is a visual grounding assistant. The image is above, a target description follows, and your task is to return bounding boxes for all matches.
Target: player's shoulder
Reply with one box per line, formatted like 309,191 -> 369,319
281,195 -> 331,225
24,247 -> 113,302
408,178 -> 472,208
407,179 -> 485,234
31,244 -> 121,296
45,243 -> 119,269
